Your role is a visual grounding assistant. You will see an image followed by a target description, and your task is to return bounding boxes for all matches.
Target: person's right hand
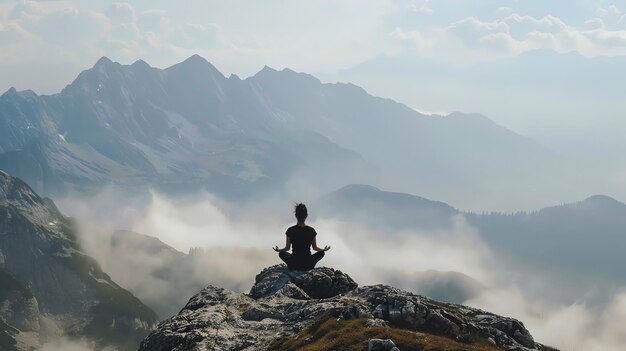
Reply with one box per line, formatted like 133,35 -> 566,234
323,245 -> 331,251
273,246 -> 281,252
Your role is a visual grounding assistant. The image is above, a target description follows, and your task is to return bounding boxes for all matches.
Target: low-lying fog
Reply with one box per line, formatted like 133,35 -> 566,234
56,188 -> 626,351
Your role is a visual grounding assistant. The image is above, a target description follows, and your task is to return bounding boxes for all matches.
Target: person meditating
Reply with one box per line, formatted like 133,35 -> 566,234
273,203 -> 330,270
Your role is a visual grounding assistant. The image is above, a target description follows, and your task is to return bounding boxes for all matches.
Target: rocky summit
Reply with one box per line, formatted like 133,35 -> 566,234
140,264 -> 550,351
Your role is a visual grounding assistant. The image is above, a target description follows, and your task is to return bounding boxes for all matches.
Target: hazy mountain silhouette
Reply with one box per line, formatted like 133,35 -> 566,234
330,49 -> 626,194
382,269 -> 484,304
465,195 -> 626,283
318,184 -> 626,291
0,56 -> 559,208
0,56 -> 372,200
315,184 -> 459,230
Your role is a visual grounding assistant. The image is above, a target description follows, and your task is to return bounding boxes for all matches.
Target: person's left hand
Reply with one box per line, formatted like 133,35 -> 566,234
272,246 -> 281,252
323,245 -> 331,251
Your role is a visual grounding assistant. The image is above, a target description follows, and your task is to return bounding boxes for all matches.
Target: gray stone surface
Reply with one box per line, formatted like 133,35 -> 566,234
248,264 -> 358,299
367,338 -> 399,351
140,267 -> 544,351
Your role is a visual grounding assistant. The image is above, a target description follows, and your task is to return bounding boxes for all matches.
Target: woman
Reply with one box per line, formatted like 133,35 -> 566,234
273,203 -> 330,270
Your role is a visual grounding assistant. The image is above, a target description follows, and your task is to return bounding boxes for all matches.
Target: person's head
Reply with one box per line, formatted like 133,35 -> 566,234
294,203 -> 308,223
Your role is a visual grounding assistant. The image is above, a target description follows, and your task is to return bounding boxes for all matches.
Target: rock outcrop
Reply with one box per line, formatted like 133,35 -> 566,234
0,172 -> 159,350
140,264 -> 548,351
249,264 -> 358,299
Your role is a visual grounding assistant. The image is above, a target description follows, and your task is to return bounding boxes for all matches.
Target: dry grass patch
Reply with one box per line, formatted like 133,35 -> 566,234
269,314 -> 507,351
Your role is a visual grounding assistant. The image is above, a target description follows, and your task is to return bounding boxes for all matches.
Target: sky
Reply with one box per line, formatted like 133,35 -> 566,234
2,0 -> 626,93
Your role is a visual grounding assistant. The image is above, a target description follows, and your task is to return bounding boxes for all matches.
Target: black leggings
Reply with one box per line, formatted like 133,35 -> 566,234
279,251 -> 325,271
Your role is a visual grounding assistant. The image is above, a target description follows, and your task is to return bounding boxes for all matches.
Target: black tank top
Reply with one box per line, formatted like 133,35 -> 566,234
286,225 -> 317,255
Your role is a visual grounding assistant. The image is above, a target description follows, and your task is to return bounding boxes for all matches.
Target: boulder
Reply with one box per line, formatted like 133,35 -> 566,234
248,264 -> 358,299
368,339 -> 400,351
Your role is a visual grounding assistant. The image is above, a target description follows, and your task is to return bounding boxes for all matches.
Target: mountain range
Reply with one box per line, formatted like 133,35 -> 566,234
0,55 -> 618,350
317,184 -> 626,304
0,55 -> 566,210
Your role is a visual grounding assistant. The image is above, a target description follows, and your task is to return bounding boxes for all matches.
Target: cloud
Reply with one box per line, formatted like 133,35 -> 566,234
410,0 -> 433,14
0,22 -> 31,48
584,18 -> 606,30
468,286 -> 626,351
390,27 -> 429,51
392,12 -> 626,60
105,2 -> 136,24
444,14 -> 567,50
169,23 -> 227,50
597,5 -> 622,17
7,0 -> 44,20
34,8 -> 110,47
503,14 -> 567,37
137,9 -> 171,34
58,187 -> 495,316
36,338 -> 93,351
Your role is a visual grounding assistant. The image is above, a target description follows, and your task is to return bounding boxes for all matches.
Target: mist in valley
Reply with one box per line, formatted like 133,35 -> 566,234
55,185 -> 626,351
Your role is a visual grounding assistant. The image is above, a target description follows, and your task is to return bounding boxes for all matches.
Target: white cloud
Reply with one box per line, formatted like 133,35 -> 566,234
34,8 -> 110,47
390,27 -> 430,51
585,17 -> 606,30
105,2 -> 136,24
0,22 -> 31,47
36,338 -> 93,351
410,0 -> 433,14
170,23 -> 227,50
392,12 -> 626,60
7,0 -> 44,20
137,9 -> 172,34
597,4 -> 622,17
595,5 -> 624,28
503,14 -> 567,37
468,287 -> 626,351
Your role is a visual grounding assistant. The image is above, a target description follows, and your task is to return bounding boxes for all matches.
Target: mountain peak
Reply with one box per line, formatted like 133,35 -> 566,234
0,87 -> 37,99
0,171 -> 37,199
0,171 -> 58,225
251,65 -> 321,85
167,54 -> 224,78
583,194 -> 623,207
3,87 -> 17,95
131,59 -> 151,69
94,56 -> 114,68
181,54 -> 211,67
338,184 -> 381,194
261,65 -> 277,72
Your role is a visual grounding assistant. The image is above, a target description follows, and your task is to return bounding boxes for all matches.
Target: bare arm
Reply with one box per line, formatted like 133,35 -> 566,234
273,237 -> 291,252
312,237 -> 330,252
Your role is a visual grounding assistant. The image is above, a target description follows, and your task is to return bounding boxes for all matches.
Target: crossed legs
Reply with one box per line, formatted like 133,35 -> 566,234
279,251 -> 325,270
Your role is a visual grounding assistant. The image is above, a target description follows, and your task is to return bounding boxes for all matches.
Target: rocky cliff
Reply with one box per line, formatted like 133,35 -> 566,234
0,171 -> 158,350
140,265 -> 554,351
